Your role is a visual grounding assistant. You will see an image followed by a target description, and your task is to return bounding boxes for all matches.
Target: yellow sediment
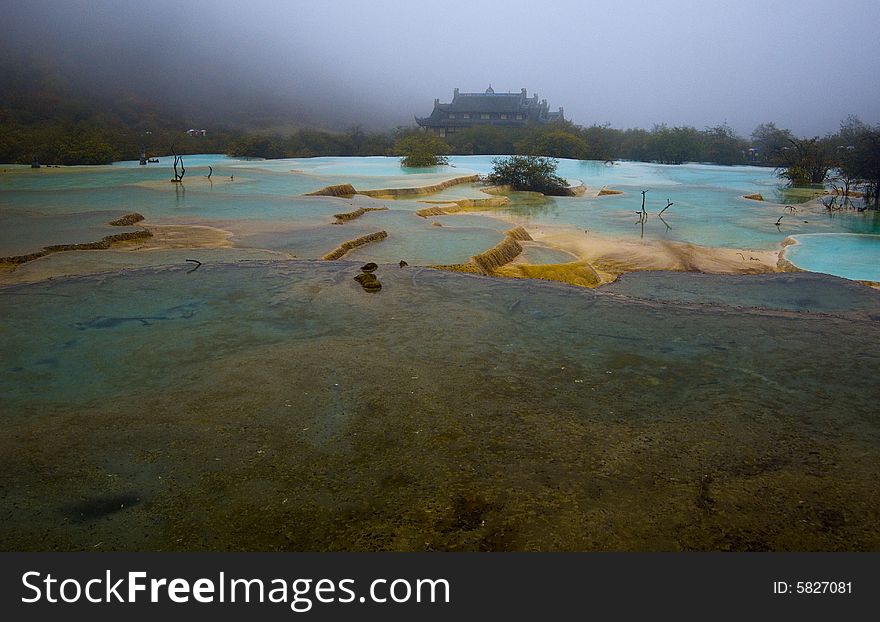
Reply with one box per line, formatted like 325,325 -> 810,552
0,230 -> 153,266
480,185 -> 513,195
321,230 -> 388,261
430,234 -> 525,276
305,183 -> 357,197
138,224 -> 234,250
775,236 -> 806,273
415,196 -> 509,218
457,196 -> 509,208
471,236 -> 523,274
430,224 -> 795,289
0,220 -> 243,273
109,212 -> 145,226
597,187 -> 624,196
533,228 -> 783,284
776,256 -> 802,272
483,183 -> 584,198
415,206 -> 449,218
428,262 -> 484,274
494,261 -> 602,287
743,193 -> 764,201
357,175 -> 480,199
481,185 -> 547,200
308,175 -> 481,200
420,196 -> 509,208
505,225 -> 533,241
333,206 -> 389,223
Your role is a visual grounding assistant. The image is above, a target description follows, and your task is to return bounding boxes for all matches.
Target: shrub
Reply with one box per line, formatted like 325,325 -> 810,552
486,155 -> 570,195
394,132 -> 449,168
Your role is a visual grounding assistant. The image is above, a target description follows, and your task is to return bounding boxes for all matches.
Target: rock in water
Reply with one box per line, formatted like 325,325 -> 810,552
360,262 -> 378,273
399,260 -> 408,267
109,212 -> 145,226
354,272 -> 382,292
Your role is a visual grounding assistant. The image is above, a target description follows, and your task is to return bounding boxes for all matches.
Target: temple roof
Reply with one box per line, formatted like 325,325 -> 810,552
445,93 -> 527,114
416,87 -> 563,127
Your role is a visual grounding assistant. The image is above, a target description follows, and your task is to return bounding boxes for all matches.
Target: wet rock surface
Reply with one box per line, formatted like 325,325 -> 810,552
109,213 -> 145,226
354,270 -> 382,292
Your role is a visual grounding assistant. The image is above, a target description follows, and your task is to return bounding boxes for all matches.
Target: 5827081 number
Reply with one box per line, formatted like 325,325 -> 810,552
796,581 -> 851,594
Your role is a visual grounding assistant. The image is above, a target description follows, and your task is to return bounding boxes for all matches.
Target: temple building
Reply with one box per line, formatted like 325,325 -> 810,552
416,86 -> 564,137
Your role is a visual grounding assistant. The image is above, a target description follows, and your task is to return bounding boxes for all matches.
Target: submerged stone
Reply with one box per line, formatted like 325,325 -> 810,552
354,272 -> 382,292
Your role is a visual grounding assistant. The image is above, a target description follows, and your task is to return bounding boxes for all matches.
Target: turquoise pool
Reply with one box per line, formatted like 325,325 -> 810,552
784,234 -> 880,282
2,155 -> 877,280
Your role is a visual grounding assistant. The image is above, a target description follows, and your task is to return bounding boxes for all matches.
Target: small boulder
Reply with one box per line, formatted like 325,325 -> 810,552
354,272 -> 382,292
399,260 -> 408,268
360,262 -> 378,273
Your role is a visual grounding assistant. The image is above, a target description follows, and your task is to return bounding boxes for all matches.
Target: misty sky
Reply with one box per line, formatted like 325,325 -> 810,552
3,0 -> 878,135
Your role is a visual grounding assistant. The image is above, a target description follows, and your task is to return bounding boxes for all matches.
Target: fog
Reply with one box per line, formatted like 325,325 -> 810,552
3,0 -> 878,136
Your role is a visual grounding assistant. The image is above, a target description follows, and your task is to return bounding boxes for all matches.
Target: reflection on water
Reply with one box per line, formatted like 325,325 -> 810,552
1,262 -> 878,551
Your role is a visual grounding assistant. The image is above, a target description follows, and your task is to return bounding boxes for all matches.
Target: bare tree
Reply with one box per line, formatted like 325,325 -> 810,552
171,146 -> 185,182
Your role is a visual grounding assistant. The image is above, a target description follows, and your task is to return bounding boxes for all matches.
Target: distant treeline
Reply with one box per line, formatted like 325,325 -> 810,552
0,83 -> 239,165
227,120 -> 878,208
225,119 -> 877,174
0,57 -> 241,165
1,57 -> 876,206
226,122 -> 754,165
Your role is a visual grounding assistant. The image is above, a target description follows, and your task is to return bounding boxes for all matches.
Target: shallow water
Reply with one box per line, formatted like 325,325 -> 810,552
3,157 -> 878,276
603,270 -> 880,312
517,244 -> 579,265
0,262 -> 878,551
784,234 -> 880,282
112,154 -> 255,169
0,209 -> 141,256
